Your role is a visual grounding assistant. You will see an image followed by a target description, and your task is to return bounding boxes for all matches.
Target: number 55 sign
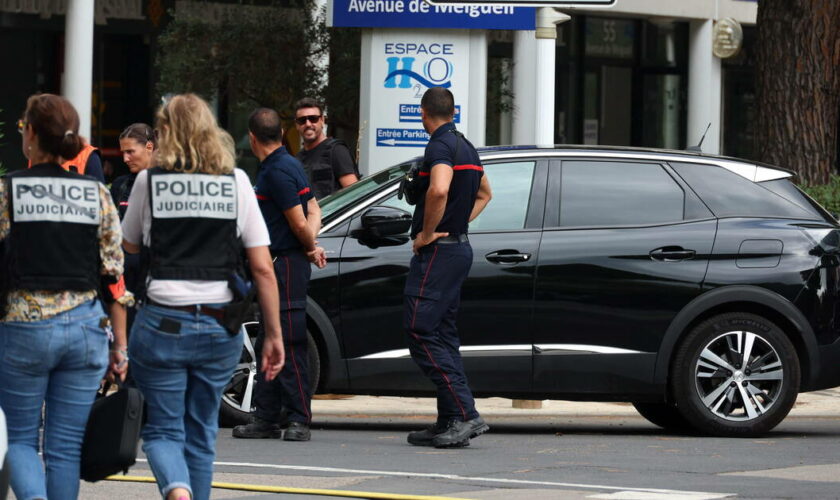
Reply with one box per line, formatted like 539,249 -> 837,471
426,0 -> 614,6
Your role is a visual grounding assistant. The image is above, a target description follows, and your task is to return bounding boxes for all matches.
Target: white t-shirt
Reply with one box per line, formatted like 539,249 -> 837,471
122,168 -> 270,306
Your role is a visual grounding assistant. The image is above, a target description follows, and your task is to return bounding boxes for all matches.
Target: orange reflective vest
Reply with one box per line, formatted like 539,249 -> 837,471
27,143 -> 98,175
62,144 -> 98,175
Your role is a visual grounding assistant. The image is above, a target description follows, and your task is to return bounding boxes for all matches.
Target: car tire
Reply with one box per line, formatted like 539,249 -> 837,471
671,312 -> 800,437
219,322 -> 321,428
632,402 -> 692,432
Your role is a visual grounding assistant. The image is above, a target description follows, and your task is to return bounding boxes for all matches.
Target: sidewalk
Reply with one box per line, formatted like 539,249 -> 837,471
311,387 -> 840,420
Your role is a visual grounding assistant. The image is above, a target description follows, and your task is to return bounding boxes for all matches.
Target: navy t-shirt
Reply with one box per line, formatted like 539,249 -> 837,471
410,122 -> 483,238
254,146 -> 313,252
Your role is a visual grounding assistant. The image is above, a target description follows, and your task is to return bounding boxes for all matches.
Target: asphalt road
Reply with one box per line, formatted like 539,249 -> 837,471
64,413 -> 840,500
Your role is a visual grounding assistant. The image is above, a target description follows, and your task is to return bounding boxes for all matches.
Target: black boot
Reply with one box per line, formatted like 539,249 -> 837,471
232,416 -> 283,439
432,417 -> 489,448
407,422 -> 447,447
283,421 -> 311,441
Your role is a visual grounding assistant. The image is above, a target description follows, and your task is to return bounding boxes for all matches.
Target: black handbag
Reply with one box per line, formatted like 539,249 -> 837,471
80,381 -> 144,482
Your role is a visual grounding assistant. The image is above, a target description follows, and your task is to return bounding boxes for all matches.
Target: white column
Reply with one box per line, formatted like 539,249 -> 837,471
512,31 -> 537,145
688,19 -> 722,154
62,0 -> 95,140
467,29 -> 488,147
358,29 -> 374,176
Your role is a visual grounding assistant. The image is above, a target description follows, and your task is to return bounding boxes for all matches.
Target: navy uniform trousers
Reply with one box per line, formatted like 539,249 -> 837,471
404,240 -> 480,423
253,250 -> 312,424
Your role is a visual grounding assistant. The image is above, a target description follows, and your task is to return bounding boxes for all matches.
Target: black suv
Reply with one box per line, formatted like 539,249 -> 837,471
221,146 -> 840,437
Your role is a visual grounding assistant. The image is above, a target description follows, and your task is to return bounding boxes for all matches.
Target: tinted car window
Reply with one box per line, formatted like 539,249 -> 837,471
671,162 -> 817,219
377,161 -> 535,232
760,179 -> 831,222
470,161 -> 535,231
560,161 -> 684,227
320,163 -> 411,220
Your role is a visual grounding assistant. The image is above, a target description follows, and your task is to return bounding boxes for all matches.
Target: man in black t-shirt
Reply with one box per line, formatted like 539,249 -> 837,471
404,87 -> 492,449
293,97 -> 358,199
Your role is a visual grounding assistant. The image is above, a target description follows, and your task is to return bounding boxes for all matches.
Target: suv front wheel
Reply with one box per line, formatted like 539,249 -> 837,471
671,313 -> 800,437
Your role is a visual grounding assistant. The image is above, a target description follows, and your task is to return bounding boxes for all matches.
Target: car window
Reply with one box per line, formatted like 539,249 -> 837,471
560,161 -> 684,227
671,162 -> 818,219
376,161 -> 536,232
470,161 -> 536,231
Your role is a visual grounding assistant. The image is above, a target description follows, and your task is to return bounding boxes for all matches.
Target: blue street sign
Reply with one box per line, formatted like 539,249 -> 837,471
330,0 -> 536,30
398,104 -> 460,123
376,128 -> 430,147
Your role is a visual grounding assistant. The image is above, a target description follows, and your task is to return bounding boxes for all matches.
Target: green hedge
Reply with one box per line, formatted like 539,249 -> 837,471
799,175 -> 840,216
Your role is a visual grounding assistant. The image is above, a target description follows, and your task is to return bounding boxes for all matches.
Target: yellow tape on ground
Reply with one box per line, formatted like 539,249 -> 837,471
106,475 -> 474,500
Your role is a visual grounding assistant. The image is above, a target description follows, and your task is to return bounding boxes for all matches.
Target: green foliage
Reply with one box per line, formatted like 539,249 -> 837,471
799,175 -> 840,215
156,0 -> 326,118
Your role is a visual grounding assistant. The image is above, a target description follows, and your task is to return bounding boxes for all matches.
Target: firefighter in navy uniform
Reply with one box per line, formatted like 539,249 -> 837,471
232,107 -> 326,442
404,87 -> 492,448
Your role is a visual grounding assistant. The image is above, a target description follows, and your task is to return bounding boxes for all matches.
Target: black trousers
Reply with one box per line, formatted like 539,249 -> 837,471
253,250 -> 312,424
404,241 -> 479,423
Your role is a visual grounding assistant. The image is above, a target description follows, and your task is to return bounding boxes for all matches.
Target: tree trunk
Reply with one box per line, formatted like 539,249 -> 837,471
755,0 -> 840,185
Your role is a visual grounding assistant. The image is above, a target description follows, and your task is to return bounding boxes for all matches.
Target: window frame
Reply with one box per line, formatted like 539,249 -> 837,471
544,157 -> 713,230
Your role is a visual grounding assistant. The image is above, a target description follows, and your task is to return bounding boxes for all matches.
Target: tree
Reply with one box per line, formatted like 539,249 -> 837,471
755,0 -> 840,185
156,0 -> 325,120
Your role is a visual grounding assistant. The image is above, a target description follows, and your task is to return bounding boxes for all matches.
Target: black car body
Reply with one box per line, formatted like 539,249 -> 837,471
223,146 -> 840,436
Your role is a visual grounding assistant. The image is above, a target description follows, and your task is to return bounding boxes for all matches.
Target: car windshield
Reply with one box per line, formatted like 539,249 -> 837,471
319,162 -> 413,220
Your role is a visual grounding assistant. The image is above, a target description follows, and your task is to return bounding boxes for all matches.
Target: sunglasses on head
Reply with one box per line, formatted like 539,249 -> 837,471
295,114 -> 322,125
17,119 -> 26,134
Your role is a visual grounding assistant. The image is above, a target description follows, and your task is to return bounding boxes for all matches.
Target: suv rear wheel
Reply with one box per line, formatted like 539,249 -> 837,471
219,322 -> 321,427
671,313 -> 800,437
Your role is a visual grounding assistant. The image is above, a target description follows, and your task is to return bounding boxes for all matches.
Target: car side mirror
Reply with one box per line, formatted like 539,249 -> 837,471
361,206 -> 412,238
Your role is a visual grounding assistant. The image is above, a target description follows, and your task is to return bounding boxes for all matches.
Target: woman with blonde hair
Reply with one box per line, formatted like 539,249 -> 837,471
0,93 -> 128,500
122,93 -> 284,500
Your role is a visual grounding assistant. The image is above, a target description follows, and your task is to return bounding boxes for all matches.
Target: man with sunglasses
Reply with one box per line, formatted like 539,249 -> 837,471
293,98 -> 359,200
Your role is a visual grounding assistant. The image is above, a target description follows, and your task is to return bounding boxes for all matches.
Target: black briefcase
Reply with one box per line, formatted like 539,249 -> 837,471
80,381 -> 144,482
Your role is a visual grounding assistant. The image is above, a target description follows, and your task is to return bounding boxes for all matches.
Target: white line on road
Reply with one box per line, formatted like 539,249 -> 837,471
136,459 -> 733,498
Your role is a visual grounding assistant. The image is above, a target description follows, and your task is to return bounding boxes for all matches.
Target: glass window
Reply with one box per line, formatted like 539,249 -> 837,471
320,163 -> 411,221
671,162 -> 817,219
560,161 -> 684,226
470,161 -> 535,231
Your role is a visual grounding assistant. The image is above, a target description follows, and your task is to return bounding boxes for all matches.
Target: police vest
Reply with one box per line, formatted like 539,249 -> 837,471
4,163 -> 101,291
147,167 -> 239,281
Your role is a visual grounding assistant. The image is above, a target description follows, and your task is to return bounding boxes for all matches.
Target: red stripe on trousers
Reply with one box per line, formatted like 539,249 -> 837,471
284,256 -> 311,422
409,246 -> 467,420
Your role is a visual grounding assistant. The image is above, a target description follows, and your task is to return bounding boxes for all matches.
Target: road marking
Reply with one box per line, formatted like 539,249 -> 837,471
107,475 -> 472,500
136,459 -> 733,498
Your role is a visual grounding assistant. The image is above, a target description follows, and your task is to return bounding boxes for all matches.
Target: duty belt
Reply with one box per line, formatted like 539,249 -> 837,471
435,234 -> 469,244
147,300 -> 225,322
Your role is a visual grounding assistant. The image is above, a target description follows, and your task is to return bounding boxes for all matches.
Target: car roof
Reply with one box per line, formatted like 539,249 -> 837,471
395,144 -> 794,183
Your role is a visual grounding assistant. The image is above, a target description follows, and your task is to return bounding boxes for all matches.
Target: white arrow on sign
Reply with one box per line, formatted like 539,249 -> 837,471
377,138 -> 428,147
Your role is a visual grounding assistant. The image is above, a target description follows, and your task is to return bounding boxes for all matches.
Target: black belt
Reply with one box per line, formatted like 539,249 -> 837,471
147,300 -> 225,322
435,234 -> 469,245
271,248 -> 302,258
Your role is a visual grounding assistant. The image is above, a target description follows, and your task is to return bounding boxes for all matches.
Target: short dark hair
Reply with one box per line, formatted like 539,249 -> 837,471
294,97 -> 324,115
248,107 -> 283,144
120,122 -> 156,149
420,87 -> 455,120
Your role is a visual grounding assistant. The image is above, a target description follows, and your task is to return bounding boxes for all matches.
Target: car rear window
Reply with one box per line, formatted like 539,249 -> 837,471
759,179 -> 834,222
670,162 -> 818,220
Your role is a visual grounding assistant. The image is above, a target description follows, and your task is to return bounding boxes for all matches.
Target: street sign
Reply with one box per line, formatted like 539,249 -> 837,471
330,0 -> 536,30
425,0 -> 614,6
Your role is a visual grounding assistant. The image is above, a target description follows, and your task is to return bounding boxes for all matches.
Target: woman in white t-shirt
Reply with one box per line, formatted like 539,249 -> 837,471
122,93 -> 284,500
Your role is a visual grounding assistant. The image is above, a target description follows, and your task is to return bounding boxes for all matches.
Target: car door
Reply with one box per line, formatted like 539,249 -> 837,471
340,158 -> 547,395
532,158 -> 717,397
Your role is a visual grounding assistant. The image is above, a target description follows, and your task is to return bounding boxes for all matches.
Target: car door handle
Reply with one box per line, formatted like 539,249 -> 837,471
650,246 -> 696,262
486,250 -> 531,264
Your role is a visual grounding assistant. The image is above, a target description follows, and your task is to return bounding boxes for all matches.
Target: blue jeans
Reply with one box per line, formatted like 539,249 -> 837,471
129,304 -> 241,500
0,299 -> 109,500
